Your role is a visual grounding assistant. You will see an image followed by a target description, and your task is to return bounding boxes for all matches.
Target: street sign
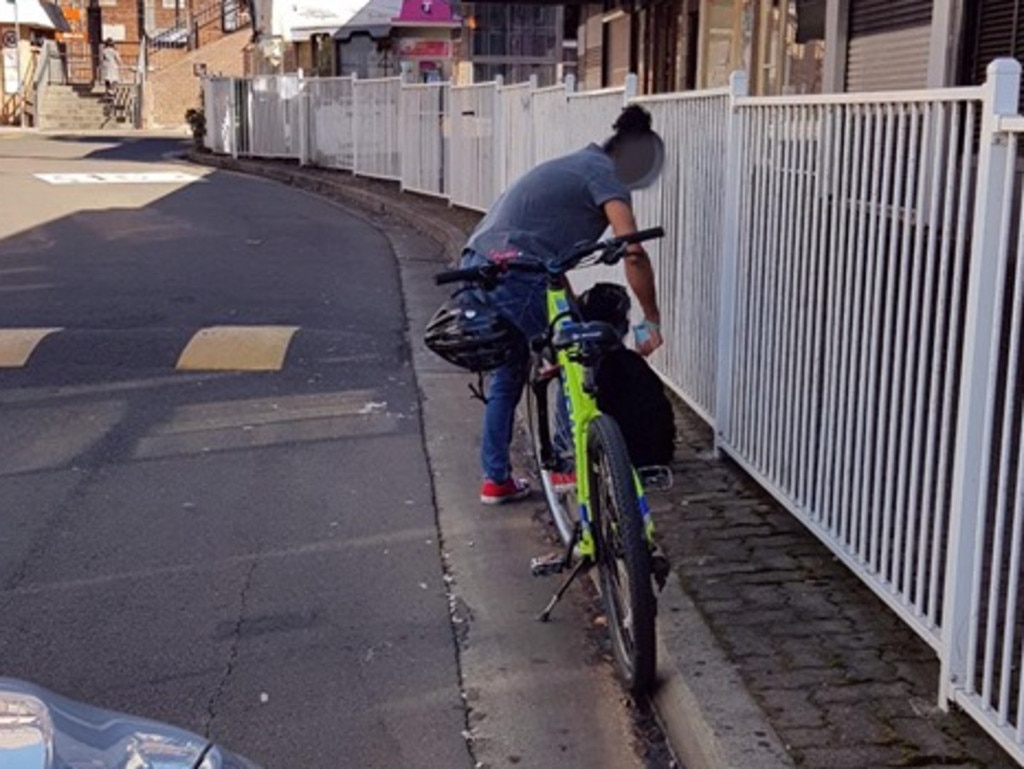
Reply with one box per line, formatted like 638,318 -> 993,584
2,43 -> 17,94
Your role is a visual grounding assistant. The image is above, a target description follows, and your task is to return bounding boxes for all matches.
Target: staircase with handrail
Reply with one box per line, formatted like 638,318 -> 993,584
146,0 -> 250,74
27,40 -> 142,130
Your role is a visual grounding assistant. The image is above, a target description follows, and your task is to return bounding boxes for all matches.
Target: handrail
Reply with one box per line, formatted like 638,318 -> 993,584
735,84 -> 984,107
148,0 -> 249,54
32,43 -> 52,92
20,48 -> 39,125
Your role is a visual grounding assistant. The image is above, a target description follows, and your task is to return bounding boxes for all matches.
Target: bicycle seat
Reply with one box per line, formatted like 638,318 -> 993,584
551,321 -> 622,352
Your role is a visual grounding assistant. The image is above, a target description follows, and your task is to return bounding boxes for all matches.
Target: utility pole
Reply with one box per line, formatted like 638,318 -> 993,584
7,0 -> 25,127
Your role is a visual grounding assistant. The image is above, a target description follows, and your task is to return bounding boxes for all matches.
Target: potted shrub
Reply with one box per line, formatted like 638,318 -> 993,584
185,107 -> 206,149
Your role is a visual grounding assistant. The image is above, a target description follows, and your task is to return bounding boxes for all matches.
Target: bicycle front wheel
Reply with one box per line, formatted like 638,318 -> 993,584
587,414 -> 656,697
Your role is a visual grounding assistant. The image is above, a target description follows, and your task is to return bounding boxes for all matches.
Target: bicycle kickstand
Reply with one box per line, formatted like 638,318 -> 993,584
538,558 -> 589,622
537,527 -> 589,622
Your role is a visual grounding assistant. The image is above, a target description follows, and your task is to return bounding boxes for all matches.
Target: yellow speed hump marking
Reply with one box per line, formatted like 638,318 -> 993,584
0,328 -> 63,367
176,326 -> 300,371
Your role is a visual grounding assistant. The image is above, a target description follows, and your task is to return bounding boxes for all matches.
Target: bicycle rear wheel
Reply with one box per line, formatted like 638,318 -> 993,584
587,414 -> 656,697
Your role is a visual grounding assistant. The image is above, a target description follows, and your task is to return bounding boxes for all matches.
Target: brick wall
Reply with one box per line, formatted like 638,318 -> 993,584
59,0 -> 242,83
146,28 -> 249,127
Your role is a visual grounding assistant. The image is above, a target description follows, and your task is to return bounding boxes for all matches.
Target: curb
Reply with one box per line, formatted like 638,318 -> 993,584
185,151 -> 795,769
185,151 -> 466,263
654,577 -> 794,769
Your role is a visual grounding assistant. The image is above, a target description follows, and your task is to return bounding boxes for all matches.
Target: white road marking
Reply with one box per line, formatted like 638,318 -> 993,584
33,172 -> 203,185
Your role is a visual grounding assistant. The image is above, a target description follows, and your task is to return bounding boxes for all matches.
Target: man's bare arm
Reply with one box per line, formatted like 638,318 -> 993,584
603,199 -> 662,355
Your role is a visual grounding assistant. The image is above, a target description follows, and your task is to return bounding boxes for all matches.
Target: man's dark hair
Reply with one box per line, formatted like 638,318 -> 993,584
603,105 -> 653,153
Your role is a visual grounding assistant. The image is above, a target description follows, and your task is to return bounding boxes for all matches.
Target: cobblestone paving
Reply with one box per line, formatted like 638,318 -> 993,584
653,405 -> 1016,768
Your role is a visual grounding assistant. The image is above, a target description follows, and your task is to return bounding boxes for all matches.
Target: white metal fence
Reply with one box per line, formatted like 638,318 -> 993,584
203,77 -> 235,155
942,60 -> 1024,760
497,79 -> 535,191
202,62 -> 1024,765
530,82 -> 572,164
249,75 -> 303,158
566,84 -> 633,148
352,78 -> 402,181
400,82 -> 448,197
719,84 -> 983,648
635,88 -> 732,422
448,82 -> 501,211
306,77 -> 356,171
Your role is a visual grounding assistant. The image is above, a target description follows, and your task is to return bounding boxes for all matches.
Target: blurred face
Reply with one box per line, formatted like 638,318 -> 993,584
612,132 -> 665,190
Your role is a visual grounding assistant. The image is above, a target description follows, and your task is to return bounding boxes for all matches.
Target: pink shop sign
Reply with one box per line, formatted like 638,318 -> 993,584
398,38 -> 450,58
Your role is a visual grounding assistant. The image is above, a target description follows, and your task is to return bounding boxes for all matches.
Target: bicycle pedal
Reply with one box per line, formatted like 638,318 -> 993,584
639,465 -> 674,492
531,552 -> 566,577
651,553 -> 671,591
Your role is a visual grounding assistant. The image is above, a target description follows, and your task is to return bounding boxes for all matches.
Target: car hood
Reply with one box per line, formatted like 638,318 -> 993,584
0,678 -> 261,769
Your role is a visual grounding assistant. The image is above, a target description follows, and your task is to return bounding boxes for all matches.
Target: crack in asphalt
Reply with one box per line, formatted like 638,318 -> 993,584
205,556 -> 258,735
2,391 -> 179,593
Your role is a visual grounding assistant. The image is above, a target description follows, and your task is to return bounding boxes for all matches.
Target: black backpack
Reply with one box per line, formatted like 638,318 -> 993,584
594,347 -> 676,468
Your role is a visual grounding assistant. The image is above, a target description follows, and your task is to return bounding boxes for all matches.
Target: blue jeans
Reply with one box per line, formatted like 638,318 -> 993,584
461,251 -> 549,482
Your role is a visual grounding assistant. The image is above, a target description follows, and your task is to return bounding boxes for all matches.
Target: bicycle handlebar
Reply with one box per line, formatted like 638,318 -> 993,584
434,227 -> 665,287
577,226 -> 665,257
434,262 -> 545,286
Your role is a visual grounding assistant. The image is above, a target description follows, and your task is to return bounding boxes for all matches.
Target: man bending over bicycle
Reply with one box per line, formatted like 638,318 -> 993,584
461,104 -> 665,505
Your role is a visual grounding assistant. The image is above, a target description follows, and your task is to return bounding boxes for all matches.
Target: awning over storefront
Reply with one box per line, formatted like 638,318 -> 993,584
284,0 -> 367,42
290,25 -> 342,41
286,0 -> 461,44
332,0 -> 399,40
41,2 -> 71,31
333,22 -> 390,40
0,0 -> 70,31
332,0 -> 460,40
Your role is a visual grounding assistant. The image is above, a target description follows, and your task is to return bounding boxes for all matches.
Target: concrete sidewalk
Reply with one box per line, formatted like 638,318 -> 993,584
187,152 -> 1016,769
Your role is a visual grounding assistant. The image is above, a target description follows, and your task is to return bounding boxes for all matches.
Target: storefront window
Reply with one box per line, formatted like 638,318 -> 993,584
461,2 -> 561,86
469,3 -> 557,59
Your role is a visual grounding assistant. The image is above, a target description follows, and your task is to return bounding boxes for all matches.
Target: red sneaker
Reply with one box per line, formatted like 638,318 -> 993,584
480,477 -> 531,505
550,471 -> 576,494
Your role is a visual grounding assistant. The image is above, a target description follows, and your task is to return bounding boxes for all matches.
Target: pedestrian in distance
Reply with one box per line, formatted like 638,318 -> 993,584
459,104 -> 666,505
101,39 -> 123,98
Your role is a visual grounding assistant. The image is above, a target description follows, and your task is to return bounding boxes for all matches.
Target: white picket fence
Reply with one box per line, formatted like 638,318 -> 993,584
202,61 -> 1024,765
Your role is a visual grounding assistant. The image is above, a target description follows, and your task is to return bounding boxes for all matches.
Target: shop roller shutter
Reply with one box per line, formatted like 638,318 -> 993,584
845,0 -> 932,92
970,0 -> 1023,85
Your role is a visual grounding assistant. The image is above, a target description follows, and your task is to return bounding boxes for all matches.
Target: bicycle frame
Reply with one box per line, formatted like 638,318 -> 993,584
540,283 -> 657,561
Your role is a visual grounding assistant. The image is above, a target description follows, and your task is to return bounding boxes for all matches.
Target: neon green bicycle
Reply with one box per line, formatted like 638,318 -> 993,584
434,227 -> 670,697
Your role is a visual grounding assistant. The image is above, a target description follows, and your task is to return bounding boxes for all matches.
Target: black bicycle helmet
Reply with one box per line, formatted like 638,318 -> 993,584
578,282 -> 631,339
424,290 -> 525,372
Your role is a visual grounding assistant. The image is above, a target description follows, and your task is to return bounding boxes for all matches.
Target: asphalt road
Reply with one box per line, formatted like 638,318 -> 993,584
0,132 -> 467,768
0,132 -> 663,769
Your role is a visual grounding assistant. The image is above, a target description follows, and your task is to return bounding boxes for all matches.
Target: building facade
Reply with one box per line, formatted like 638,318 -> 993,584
460,2 -> 565,85
249,0 -> 569,85
819,0 -> 1017,95
577,0 -> 826,96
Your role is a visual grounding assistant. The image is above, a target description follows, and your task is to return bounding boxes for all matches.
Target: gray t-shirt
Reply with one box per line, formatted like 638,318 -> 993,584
466,144 -> 630,264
